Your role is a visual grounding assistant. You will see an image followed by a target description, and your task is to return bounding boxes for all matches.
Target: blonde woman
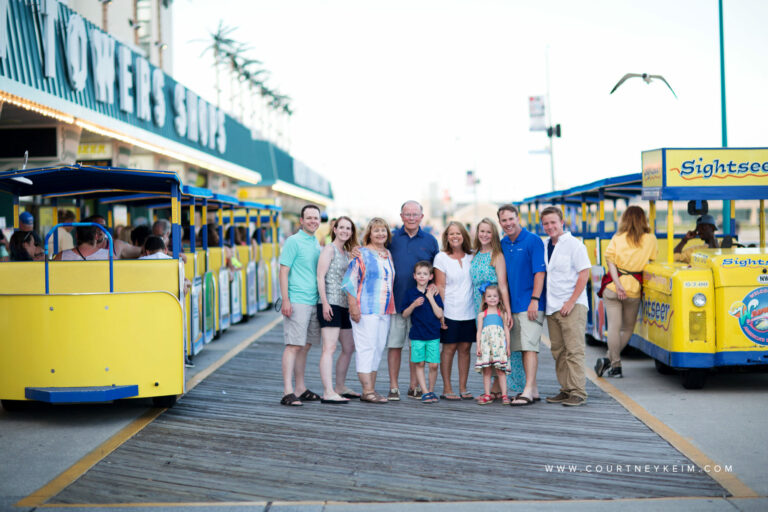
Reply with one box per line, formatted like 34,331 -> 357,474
470,218 -> 525,399
342,218 -> 396,403
434,221 -> 475,400
595,206 -> 657,378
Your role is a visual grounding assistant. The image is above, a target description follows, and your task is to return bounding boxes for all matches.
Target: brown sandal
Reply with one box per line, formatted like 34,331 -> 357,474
361,392 -> 388,403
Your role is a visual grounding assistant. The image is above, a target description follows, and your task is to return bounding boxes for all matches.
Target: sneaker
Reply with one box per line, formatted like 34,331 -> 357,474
562,395 -> 586,407
545,392 -> 570,404
387,388 -> 401,401
406,387 -> 422,399
594,357 -> 610,377
184,358 -> 195,368
607,366 -> 623,378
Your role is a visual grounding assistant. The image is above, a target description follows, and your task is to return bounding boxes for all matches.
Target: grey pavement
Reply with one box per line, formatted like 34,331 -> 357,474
2,313 -> 767,512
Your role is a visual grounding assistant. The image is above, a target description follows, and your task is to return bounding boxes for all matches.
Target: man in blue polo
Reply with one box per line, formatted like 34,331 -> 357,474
386,200 -> 440,401
498,204 -> 546,406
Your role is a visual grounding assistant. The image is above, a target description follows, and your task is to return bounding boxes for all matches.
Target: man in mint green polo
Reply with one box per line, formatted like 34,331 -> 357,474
279,204 -> 322,406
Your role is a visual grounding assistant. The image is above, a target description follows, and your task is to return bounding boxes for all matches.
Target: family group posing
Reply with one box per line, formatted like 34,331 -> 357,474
279,200 -> 657,408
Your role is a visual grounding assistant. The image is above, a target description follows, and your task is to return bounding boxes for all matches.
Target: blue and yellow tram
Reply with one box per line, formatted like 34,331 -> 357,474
0,165 -> 187,409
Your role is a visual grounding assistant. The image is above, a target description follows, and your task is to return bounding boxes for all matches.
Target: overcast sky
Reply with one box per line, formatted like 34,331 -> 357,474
173,0 -> 768,216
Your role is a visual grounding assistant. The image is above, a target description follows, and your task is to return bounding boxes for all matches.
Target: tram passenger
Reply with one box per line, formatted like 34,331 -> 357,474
19,211 -> 34,232
595,206 -> 657,379
316,216 -> 359,404
0,229 -> 11,261
342,217 -> 396,404
56,224 -> 110,261
673,214 -> 719,263
541,206 -> 591,407
131,225 -> 152,249
279,205 -> 323,407
89,215 -> 141,259
56,210 -> 76,251
434,221 -> 476,401
469,218 -> 523,401
9,230 -> 43,261
153,219 -> 171,245
139,235 -> 172,260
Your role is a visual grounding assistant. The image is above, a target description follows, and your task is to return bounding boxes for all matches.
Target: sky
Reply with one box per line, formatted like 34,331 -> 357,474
172,0 -> 768,217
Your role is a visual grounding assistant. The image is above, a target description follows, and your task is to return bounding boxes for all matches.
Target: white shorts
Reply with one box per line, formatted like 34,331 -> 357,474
351,314 -> 391,373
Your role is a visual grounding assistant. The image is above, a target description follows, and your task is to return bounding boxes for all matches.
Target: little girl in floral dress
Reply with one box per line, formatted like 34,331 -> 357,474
475,284 -> 511,405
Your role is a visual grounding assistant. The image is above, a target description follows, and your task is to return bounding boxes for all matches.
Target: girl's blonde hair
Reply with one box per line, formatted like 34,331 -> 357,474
441,221 -> 472,255
362,217 -> 391,246
473,218 -> 502,262
332,216 -> 359,252
618,205 -> 651,247
481,284 -> 506,315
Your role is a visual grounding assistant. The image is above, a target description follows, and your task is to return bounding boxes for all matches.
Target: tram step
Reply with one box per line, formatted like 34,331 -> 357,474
25,385 -> 139,403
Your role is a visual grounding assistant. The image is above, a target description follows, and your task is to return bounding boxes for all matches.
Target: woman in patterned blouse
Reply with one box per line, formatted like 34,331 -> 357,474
342,218 -> 396,403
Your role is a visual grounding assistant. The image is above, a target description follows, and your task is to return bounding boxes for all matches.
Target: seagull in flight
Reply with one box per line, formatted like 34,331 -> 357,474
610,73 -> 677,98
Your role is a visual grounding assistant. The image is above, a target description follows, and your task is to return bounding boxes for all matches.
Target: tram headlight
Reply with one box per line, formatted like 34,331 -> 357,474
692,293 -> 707,307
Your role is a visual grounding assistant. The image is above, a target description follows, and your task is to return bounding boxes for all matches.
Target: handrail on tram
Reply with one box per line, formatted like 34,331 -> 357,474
43,222 -> 115,294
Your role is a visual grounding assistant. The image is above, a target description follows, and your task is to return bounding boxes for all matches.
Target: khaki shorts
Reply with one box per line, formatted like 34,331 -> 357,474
510,311 -> 544,352
386,313 -> 411,349
283,302 -> 321,347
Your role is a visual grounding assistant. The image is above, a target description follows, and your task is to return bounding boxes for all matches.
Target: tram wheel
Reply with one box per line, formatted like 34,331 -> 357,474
1,399 -> 30,412
654,359 -> 676,375
681,369 -> 707,389
152,395 -> 178,408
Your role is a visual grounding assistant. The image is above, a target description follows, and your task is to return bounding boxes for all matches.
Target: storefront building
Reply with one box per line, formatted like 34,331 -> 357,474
0,0 -> 332,232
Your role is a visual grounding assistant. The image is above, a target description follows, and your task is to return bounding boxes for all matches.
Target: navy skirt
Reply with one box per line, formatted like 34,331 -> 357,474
440,318 -> 476,344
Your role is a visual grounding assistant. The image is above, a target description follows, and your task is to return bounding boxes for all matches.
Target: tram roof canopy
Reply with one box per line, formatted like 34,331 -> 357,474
521,173 -> 642,205
0,164 -> 181,197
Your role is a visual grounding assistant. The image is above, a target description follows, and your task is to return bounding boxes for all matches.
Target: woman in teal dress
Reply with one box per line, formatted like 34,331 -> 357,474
469,218 -> 525,397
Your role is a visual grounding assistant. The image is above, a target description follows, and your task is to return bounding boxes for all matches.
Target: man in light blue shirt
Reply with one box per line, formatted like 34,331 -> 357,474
279,205 -> 322,406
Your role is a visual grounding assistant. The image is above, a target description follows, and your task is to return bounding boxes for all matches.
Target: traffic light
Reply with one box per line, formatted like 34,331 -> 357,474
546,124 -> 561,138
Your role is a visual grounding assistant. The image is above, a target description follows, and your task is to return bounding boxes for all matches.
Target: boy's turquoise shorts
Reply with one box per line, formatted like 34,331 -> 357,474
411,339 -> 440,364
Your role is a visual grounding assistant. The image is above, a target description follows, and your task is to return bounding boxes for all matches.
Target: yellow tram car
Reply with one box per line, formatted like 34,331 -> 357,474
521,148 -> 768,388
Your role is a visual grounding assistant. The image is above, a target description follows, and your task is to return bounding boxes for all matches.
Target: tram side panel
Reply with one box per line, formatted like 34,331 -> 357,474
0,261 -> 184,402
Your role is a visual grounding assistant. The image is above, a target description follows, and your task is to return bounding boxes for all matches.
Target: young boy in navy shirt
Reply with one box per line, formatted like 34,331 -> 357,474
401,261 -> 444,403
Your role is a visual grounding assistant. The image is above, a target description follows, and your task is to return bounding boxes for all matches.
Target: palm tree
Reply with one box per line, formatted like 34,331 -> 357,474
197,21 -> 237,107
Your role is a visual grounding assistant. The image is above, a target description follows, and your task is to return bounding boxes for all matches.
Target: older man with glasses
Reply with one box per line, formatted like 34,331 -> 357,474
385,200 -> 439,401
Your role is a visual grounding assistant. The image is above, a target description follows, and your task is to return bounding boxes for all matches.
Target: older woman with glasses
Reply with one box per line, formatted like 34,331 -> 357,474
342,217 -> 396,404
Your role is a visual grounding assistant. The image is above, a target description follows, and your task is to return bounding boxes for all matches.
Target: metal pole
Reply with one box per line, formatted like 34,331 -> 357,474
546,46 -> 555,191
719,0 -> 731,234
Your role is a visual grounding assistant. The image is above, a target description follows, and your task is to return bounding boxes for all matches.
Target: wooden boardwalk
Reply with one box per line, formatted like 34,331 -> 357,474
51,324 -> 726,504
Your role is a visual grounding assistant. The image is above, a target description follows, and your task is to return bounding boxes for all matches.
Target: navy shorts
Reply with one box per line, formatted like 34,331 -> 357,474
317,303 -> 352,330
440,318 -> 476,344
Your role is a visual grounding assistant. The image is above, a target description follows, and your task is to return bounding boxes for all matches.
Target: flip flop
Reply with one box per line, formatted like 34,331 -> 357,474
298,389 -> 321,402
460,391 -> 474,400
515,393 -> 541,402
510,395 -> 534,406
340,389 -> 361,399
440,393 -> 462,401
280,393 -> 302,406
321,397 -> 349,404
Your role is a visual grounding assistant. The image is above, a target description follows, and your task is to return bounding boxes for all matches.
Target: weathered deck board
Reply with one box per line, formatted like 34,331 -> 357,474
51,324 -> 726,504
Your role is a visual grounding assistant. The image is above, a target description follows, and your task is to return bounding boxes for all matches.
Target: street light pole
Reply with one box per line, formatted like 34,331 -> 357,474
546,46 -> 555,192
719,0 -> 732,234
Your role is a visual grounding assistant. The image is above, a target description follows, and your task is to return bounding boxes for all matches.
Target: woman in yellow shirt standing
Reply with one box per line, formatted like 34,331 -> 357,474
595,206 -> 657,378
